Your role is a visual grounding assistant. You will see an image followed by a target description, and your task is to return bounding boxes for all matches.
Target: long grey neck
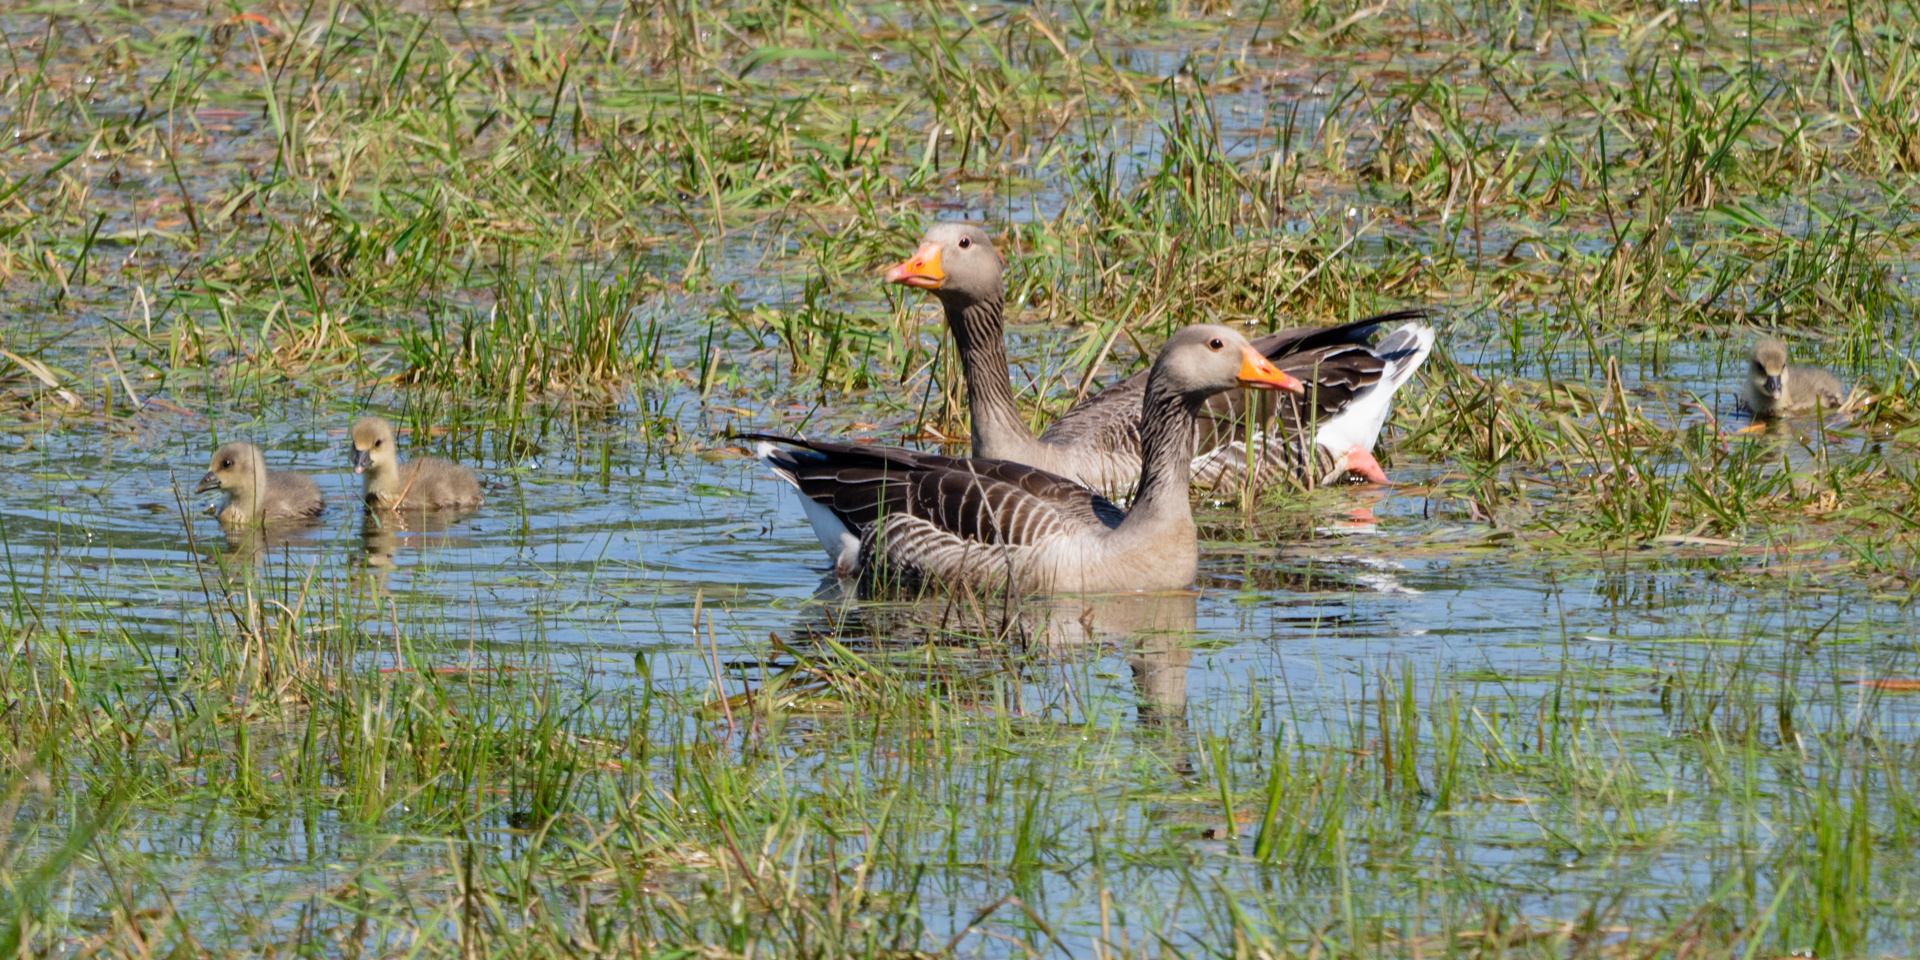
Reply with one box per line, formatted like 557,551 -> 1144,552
1115,379 -> 1198,535
943,293 -> 1040,462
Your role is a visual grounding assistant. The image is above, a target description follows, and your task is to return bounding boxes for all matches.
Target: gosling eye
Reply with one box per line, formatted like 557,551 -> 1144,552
221,459 -> 232,468
1208,338 -> 1225,351
374,439 -> 383,448
958,236 -> 972,250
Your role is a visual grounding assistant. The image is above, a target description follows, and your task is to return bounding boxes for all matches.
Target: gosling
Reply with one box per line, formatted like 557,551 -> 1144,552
194,442 -> 325,524
349,416 -> 484,509
1742,339 -> 1846,419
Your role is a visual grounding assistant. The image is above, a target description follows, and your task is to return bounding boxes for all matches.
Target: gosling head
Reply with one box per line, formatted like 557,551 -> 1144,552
350,417 -> 399,476
884,222 -> 1004,308
195,442 -> 266,496
1750,339 -> 1790,399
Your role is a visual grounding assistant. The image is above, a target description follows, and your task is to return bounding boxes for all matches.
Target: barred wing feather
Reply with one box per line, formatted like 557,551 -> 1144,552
744,434 -> 1125,587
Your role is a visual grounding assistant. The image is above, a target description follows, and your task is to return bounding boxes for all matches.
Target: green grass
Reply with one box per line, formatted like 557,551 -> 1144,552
4,0 -> 1920,954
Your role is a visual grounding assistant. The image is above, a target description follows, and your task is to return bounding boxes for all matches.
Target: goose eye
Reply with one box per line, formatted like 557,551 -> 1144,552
374,439 -> 383,448
221,459 -> 232,468
958,236 -> 972,249
1208,338 -> 1224,351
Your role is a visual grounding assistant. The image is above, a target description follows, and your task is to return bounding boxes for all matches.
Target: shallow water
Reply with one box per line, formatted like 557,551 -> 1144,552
5,370 -> 1915,949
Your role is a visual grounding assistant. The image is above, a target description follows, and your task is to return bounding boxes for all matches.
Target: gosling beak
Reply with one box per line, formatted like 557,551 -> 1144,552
884,242 -> 945,290
193,471 -> 220,494
1765,374 -> 1783,398
1237,346 -> 1305,394
350,448 -> 372,475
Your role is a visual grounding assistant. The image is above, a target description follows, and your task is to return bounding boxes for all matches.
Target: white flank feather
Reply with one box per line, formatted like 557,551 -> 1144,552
757,442 -> 860,572
1312,324 -> 1435,458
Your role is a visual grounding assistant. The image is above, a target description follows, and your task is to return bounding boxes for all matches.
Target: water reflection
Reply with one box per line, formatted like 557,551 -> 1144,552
794,587 -> 1199,728
358,505 -> 480,571
207,516 -> 325,566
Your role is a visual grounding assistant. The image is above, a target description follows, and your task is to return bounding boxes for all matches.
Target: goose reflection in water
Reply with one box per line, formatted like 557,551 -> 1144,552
204,515 -> 325,568
358,505 -> 478,580
792,585 -> 1199,731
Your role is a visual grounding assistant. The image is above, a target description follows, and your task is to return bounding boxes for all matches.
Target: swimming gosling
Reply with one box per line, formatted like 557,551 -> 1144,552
1742,339 -> 1846,419
349,416 -> 483,509
194,442 -> 325,524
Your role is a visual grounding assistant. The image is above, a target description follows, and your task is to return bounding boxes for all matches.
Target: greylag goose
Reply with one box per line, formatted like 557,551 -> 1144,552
350,416 -> 484,509
195,442 -> 325,524
885,223 -> 1434,497
1741,339 -> 1845,418
747,324 -> 1304,594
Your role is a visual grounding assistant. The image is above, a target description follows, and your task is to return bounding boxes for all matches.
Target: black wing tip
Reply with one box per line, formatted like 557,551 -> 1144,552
1371,306 -> 1435,323
731,431 -> 799,444
1272,308 -> 1435,355
1346,307 -> 1436,331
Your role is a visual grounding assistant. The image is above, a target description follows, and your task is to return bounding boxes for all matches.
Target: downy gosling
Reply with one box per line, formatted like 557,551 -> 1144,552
349,416 -> 484,509
1742,339 -> 1845,419
194,442 -> 325,524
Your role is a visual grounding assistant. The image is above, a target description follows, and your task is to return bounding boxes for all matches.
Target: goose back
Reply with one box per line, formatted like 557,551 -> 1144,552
747,434 -> 1128,592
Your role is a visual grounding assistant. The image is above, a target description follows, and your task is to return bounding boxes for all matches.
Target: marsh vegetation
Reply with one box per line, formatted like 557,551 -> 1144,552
2,0 -> 1920,954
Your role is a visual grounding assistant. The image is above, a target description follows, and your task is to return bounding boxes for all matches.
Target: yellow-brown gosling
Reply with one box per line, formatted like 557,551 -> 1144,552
194,442 -> 324,524
349,416 -> 483,509
1742,338 -> 1846,419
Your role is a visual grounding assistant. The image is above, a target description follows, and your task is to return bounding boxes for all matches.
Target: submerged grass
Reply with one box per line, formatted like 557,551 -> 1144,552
4,575 -> 1920,956
4,0 -> 1920,953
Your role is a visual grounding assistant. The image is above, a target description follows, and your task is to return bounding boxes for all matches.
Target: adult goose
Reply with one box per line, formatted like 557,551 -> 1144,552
747,324 -> 1303,594
885,223 -> 1434,498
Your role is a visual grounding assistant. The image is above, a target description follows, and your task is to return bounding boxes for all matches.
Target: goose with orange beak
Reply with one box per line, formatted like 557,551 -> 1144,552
745,324 -> 1303,594
884,223 -> 1433,497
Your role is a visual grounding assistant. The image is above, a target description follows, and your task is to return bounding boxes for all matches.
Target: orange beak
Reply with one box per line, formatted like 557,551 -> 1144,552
884,242 -> 944,290
1237,346 -> 1304,394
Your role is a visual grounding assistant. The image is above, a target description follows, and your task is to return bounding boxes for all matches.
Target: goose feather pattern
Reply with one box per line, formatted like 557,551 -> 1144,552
749,437 -> 1128,591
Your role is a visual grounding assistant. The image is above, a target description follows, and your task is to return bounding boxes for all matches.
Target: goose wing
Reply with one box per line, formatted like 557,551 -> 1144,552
743,435 -> 1125,575
1230,309 -> 1431,431
1045,311 -> 1426,444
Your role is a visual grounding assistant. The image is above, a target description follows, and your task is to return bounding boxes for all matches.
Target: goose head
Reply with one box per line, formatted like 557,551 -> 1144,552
350,416 -> 399,475
1750,339 -> 1789,399
884,223 -> 1003,307
1154,325 -> 1305,402
196,442 -> 266,496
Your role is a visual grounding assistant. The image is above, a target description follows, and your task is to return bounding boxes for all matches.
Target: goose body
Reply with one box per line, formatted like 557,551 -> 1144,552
750,325 -> 1303,594
886,224 -> 1435,497
1741,339 -> 1845,418
350,416 -> 484,509
195,442 -> 325,524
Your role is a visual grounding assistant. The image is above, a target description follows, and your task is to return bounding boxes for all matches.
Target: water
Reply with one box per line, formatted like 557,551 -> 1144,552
4,374 -> 1912,950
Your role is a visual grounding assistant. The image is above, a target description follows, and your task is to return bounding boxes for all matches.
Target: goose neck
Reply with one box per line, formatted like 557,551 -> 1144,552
1117,379 -> 1199,534
943,294 -> 1038,461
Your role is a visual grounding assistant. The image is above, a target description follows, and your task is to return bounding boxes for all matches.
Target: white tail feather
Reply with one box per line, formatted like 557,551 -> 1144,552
1312,324 -> 1435,457
757,442 -> 861,572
